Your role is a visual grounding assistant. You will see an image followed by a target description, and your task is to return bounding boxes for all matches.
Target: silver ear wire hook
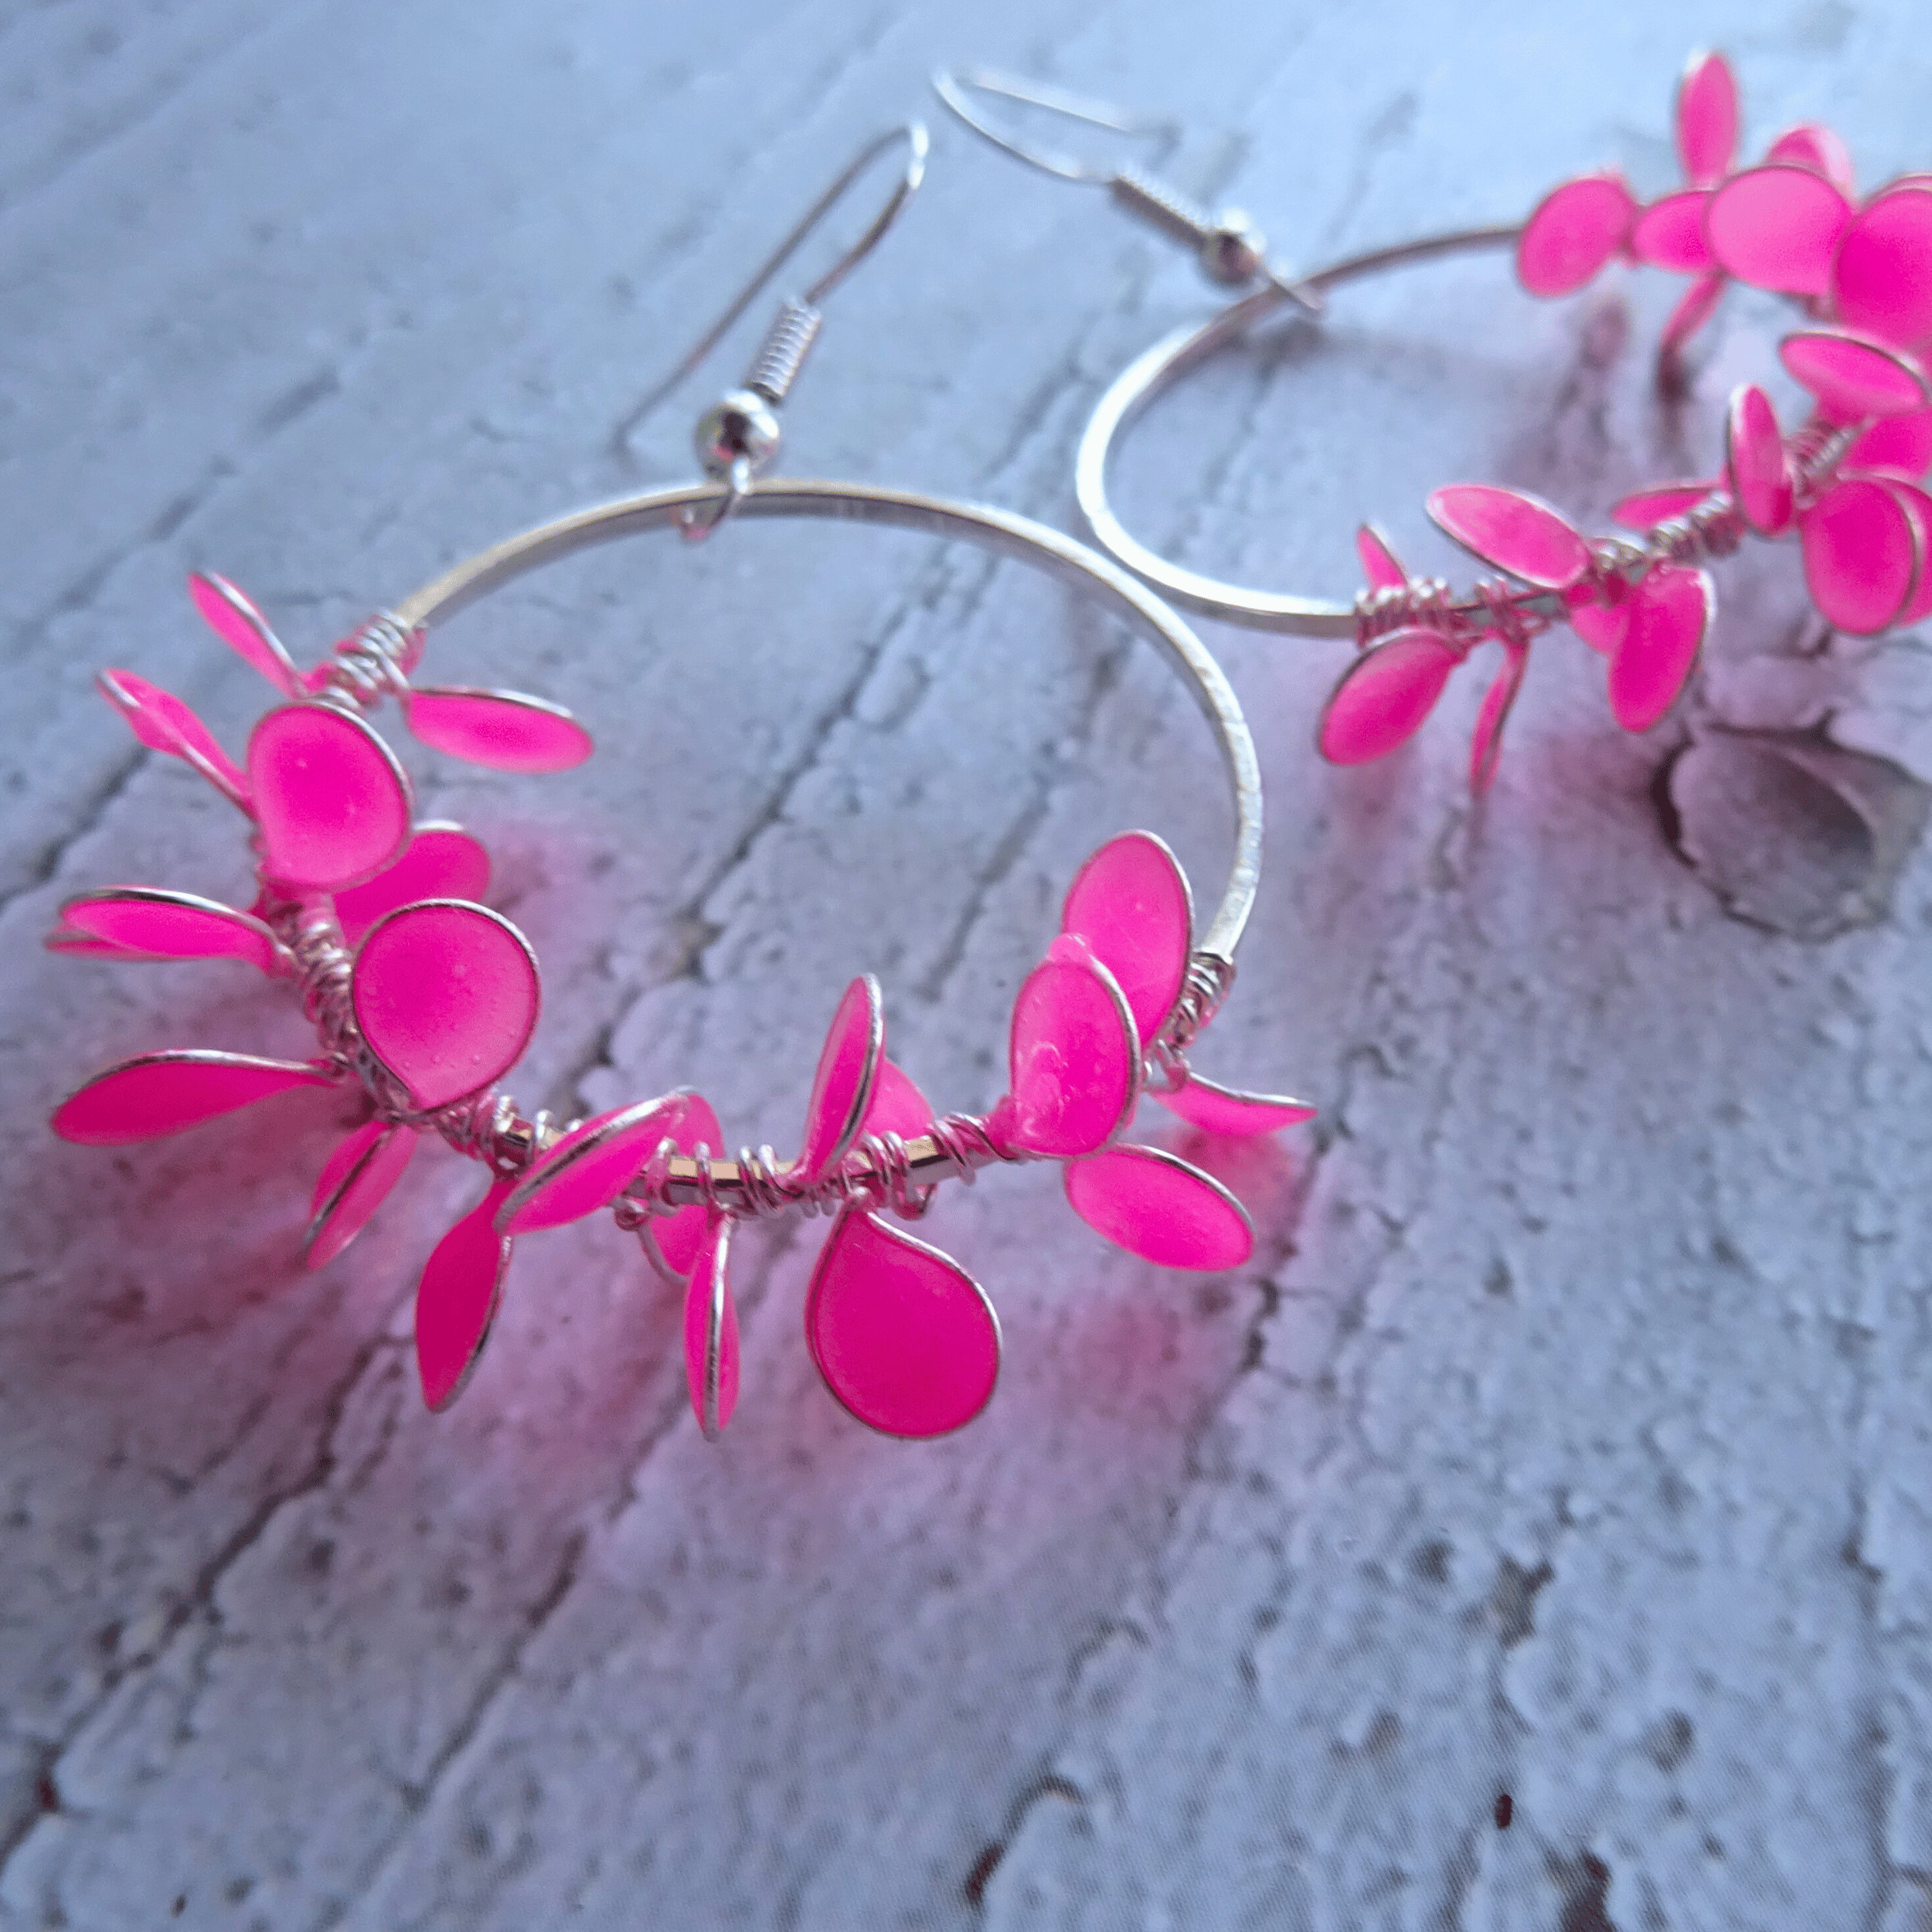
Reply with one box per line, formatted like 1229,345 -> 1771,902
933,66 -> 1324,316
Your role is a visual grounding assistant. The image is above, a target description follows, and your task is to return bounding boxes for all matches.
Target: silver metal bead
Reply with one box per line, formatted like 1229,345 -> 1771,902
1199,210 -> 1267,287
694,389 -> 782,481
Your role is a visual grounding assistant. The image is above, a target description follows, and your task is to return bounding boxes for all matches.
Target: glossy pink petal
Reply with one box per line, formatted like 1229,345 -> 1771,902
1355,522 -> 1408,590
803,1208 -> 1000,1438
1317,628 -> 1459,764
637,1093 -> 724,1283
51,1049 -> 334,1145
57,887 -> 283,974
682,1214 -> 740,1439
1675,49 -> 1738,187
988,933 -> 1138,1158
1846,407 -> 1932,478
1150,1073 -> 1316,1137
1611,481 -> 1716,530
1469,641 -> 1529,794
44,930 -> 142,960
1631,189 -> 1715,273
1427,485 -> 1590,590
1883,480 -> 1932,624
415,1179 -> 515,1412
1831,186 -> 1932,348
862,1058 -> 934,1139
1801,476 -> 1921,632
498,1092 -> 699,1235
1725,385 -> 1794,534
247,704 -> 412,891
187,572 -> 301,695
332,823 -> 492,947
351,901 -> 540,1110
406,688 -> 594,774
1607,566 -> 1713,732
796,975 -> 883,1185
1658,272 -> 1726,365
1707,165 -> 1852,295
1516,174 -> 1636,297
1766,124 -> 1855,197
97,669 -> 250,809
304,1119 -> 416,1268
1781,330 -> 1931,421
1060,831 -> 1193,1048
1567,594 -> 1631,656
1064,1145 -> 1253,1271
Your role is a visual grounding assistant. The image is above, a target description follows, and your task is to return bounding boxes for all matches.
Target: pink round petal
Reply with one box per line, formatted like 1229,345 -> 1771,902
862,1058 -> 934,1139
51,1049 -> 334,1145
1317,628 -> 1460,764
1469,641 -> 1529,795
1883,480 -> 1932,624
406,688 -> 594,774
803,1208 -> 1000,1438
1150,1074 -> 1316,1137
992,933 -> 1138,1159
1060,831 -> 1194,1048
1608,566 -> 1713,732
1846,407 -> 1932,478
1355,522 -> 1408,590
247,704 -> 413,891
1781,330 -> 1932,421
1706,165 -> 1852,295
1516,174 -> 1636,298
1568,594 -> 1631,655
332,823 -> 492,947
796,975 -> 883,1185
59,888 -> 283,974
1766,124 -> 1855,198
1725,385 -> 1795,534
352,900 -> 540,1111
1675,49 -> 1738,187
638,1093 -> 724,1283
1427,484 -> 1590,589
1611,481 -> 1716,530
1064,1145 -> 1253,1272
1801,476 -> 1921,633
187,573 -> 301,695
1658,272 -> 1726,363
1832,186 -> 1932,349
97,670 -> 250,809
1631,189 -> 1715,273
682,1215 -> 740,1438
498,1092 -> 699,1235
415,1179 -> 515,1412
305,1120 -> 416,1268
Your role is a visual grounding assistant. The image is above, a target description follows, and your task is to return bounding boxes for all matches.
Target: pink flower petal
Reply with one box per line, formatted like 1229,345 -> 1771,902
1707,165 -> 1852,295
1883,479 -> 1932,624
351,900 -> 540,1111
1427,484 -> 1590,589
1846,407 -> 1932,478
1631,189 -> 1715,273
862,1058 -> 933,1139
304,1119 -> 416,1268
1063,1145 -> 1253,1271
406,688 -> 594,774
1568,594 -> 1631,655
97,669 -> 250,809
1611,481 -> 1716,530
51,1049 -> 335,1145
1607,566 -> 1713,732
415,1179 -> 515,1412
1658,272 -> 1726,364
989,933 -> 1138,1159
1801,476 -> 1922,633
1469,641 -> 1529,794
1831,185 -> 1932,349
1355,522 -> 1408,590
44,930 -> 143,960
332,823 -> 492,947
1781,330 -> 1932,421
1316,628 -> 1460,764
1725,384 -> 1794,534
1149,1074 -> 1316,1137
1060,831 -> 1193,1049
498,1092 -> 699,1235
796,975 -> 883,1185
1675,49 -> 1738,187
636,1093 -> 724,1283
247,704 -> 413,891
1766,124 -> 1855,198
682,1214 -> 740,1439
57,887 -> 283,974
187,573 -> 301,695
1516,174 -> 1637,297
803,1207 -> 1000,1438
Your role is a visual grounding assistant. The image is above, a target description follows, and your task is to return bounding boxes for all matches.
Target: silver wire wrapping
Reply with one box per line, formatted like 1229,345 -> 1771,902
746,299 -> 824,404
313,611 -> 420,710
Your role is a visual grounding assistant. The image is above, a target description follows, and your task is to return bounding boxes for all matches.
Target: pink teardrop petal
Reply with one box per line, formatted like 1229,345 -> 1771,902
51,1050 -> 334,1145
406,688 -> 594,774
1766,124 -> 1855,198
1846,407 -> 1932,478
1427,484 -> 1590,589
1355,522 -> 1408,590
1631,189 -> 1715,272
97,670 -> 250,809
1707,165 -> 1852,295
1150,1074 -> 1316,1137
1883,480 -> 1932,624
1608,566 -> 1713,732
804,1208 -> 1000,1438
992,933 -> 1138,1159
305,1120 -> 416,1268
415,1180 -> 515,1412
59,888 -> 282,974
1658,272 -> 1726,362
1781,330 -> 1931,421
1568,595 -> 1631,656
187,573 -> 301,695
638,1093 -> 724,1283
498,1092 -> 699,1235
682,1215 -> 740,1438
1725,385 -> 1794,534
1317,628 -> 1460,764
352,901 -> 540,1110
1611,481 -> 1716,530
862,1058 -> 933,1140
247,704 -> 413,891
1063,1145 -> 1253,1272
1469,641 -> 1529,795
1831,185 -> 1932,349
1060,831 -> 1193,1048
1675,49 -> 1738,186
1800,477 -> 1921,633
332,823 -> 492,947
1516,174 -> 1636,297
796,975 -> 883,1185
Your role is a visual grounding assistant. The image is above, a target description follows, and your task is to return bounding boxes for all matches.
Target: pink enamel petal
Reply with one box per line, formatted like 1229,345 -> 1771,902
804,1208 -> 1000,1439
1675,50 -> 1738,187
1631,189 -> 1715,273
187,573 -> 301,695
1427,485 -> 1590,590
1064,1145 -> 1253,1272
1611,481 -> 1716,530
1846,408 -> 1932,478
247,704 -> 413,891
498,1092 -> 698,1235
1832,187 -> 1932,348
415,1179 -> 515,1412
406,688 -> 594,774
1781,331 -> 1932,422
45,930 -> 146,960
1725,385 -> 1795,535
1469,641 -> 1529,795
1568,594 -> 1631,656
682,1216 -> 741,1439
332,823 -> 492,947
351,900 -> 540,1110
1607,566 -> 1714,732
1658,272 -> 1726,363
1883,481 -> 1932,624
1355,522 -> 1408,590
1060,831 -> 1193,1048
638,1093 -> 724,1284
1767,124 -> 1855,198
96,670 -> 250,809
304,1120 -> 416,1268
1516,174 -> 1636,297
1801,477 -> 1921,633
1151,1073 -> 1316,1137
51,1049 -> 334,1145
796,975 -> 884,1185
1317,628 -> 1459,764
992,933 -> 1138,1159
60,887 -> 283,974
1707,165 -> 1852,295
862,1058 -> 934,1140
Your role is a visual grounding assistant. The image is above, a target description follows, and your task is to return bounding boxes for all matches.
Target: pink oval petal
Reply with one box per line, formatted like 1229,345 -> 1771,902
332,823 -> 492,947
1469,641 -> 1529,794
1801,477 -> 1921,633
1355,522 -> 1408,590
1611,481 -> 1716,530
1766,124 -> 1855,198
1516,174 -> 1636,298
1832,186 -> 1932,348
1676,49 -> 1738,187
1608,566 -> 1714,732
1707,165 -> 1852,295
352,900 -> 540,1111
1317,628 -> 1460,764
1427,484 -> 1590,590
59,888 -> 283,974
498,1092 -> 699,1235
97,670 -> 250,809
305,1120 -> 416,1268
1725,385 -> 1795,534
1781,330 -> 1932,422
406,688 -> 594,774
415,1180 -> 515,1412
1568,594 -> 1631,656
1658,271 -> 1726,364
1150,1074 -> 1316,1137
1883,480 -> 1932,624
1631,189 -> 1715,272
51,1050 -> 334,1145
796,975 -> 883,1185
803,1208 -> 1000,1438
247,704 -> 413,891
862,1058 -> 933,1140
187,573 -> 301,695
992,933 -> 1138,1159
1064,1145 -> 1253,1272
1060,831 -> 1194,1048
637,1093 -> 725,1283
1846,407 -> 1932,478
682,1215 -> 740,1439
